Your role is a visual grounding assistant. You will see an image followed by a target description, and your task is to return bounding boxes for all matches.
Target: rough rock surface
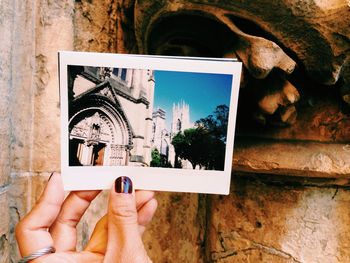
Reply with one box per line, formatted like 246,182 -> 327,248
142,192 -> 207,263
207,176 -> 350,263
134,0 -> 349,85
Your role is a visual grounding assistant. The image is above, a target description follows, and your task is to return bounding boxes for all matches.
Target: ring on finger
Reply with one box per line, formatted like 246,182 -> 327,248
18,246 -> 55,263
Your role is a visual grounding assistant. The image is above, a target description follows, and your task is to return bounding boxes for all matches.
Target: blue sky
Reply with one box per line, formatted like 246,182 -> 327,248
153,70 -> 233,130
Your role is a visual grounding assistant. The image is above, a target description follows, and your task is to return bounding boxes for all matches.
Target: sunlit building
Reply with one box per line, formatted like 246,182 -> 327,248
68,66 -> 155,166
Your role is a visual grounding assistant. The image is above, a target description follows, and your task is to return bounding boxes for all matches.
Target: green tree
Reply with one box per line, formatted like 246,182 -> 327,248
150,148 -> 161,167
172,105 -> 229,170
196,104 -> 229,142
171,128 -> 211,169
171,132 -> 185,168
150,148 -> 172,168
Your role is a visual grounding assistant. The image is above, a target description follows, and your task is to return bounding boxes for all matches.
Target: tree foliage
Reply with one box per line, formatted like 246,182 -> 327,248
196,104 -> 229,142
150,148 -> 161,167
150,148 -> 172,168
172,128 -> 206,169
171,104 -> 228,170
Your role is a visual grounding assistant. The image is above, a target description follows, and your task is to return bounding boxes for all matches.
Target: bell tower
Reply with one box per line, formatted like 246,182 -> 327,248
171,100 -> 190,135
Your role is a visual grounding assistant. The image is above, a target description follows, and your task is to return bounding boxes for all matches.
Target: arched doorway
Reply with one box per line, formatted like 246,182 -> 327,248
69,101 -> 132,166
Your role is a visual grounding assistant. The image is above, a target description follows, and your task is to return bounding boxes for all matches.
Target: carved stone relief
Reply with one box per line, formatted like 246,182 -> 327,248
114,0 -> 349,137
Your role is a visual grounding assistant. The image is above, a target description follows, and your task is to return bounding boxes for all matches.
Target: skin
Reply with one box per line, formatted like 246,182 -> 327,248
15,172 -> 158,263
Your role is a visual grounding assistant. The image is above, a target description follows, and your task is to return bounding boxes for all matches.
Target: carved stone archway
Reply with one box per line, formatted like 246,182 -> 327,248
69,95 -> 133,166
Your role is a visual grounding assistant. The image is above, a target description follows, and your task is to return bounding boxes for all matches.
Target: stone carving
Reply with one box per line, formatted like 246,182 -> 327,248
115,0 -> 349,127
99,87 -> 116,103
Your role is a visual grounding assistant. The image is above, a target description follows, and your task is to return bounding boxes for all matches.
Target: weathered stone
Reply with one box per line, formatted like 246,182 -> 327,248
0,1 -> 13,261
233,138 -> 350,179
221,17 -> 296,80
0,191 -> 9,263
142,192 -> 206,263
134,0 -> 349,85
32,0 -> 74,172
0,0 -> 14,187
340,58 -> 350,106
206,176 -> 350,263
10,1 -> 37,172
237,92 -> 350,142
129,0 -> 349,130
74,0 -> 118,53
258,81 -> 299,115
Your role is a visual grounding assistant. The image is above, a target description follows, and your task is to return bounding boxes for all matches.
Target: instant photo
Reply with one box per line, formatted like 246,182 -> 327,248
60,52 -> 242,194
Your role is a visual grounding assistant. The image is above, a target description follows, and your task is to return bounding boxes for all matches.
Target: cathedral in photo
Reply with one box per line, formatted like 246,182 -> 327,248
151,101 -> 192,168
68,65 -> 155,167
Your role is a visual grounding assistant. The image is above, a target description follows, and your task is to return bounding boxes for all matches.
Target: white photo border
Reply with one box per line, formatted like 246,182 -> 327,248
59,51 -> 242,195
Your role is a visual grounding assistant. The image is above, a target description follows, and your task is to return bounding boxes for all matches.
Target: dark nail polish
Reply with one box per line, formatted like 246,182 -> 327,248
48,173 -> 54,181
115,176 -> 133,194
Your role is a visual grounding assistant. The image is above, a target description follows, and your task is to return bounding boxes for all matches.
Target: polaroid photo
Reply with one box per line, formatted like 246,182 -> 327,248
59,51 -> 242,194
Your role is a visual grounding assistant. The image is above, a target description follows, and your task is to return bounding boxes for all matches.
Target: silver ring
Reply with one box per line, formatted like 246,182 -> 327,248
18,246 -> 55,263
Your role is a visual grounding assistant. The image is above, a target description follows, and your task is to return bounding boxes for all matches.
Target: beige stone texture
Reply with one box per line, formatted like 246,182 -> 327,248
0,1 -> 13,262
236,95 -> 350,142
32,0 -> 74,172
207,176 -> 350,263
10,1 -> 37,172
143,192 -> 206,263
233,139 -> 350,179
0,0 -> 13,186
74,0 -> 118,53
134,0 -> 349,85
0,191 -> 9,263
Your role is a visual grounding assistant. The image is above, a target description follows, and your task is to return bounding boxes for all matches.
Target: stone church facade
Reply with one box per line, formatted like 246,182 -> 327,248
68,66 -> 155,167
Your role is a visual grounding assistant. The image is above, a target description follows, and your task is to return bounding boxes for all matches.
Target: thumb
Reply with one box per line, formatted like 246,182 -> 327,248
104,176 -> 151,263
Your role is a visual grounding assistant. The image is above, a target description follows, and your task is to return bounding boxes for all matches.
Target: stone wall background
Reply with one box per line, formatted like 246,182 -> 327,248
0,0 -> 349,262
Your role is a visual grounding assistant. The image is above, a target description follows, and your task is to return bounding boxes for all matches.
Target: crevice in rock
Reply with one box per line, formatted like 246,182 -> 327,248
234,172 -> 350,190
332,186 -> 339,199
0,184 -> 9,194
10,206 -> 20,223
0,234 -> 9,258
211,231 -> 302,262
196,194 -> 208,263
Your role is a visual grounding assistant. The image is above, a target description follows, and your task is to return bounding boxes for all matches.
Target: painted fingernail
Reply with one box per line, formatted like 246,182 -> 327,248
48,173 -> 54,181
115,176 -> 133,194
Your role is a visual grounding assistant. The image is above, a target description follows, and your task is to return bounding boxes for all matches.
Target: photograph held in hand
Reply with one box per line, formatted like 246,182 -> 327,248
60,51 -> 241,194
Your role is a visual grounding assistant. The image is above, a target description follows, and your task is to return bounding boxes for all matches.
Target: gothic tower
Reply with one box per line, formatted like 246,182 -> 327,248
171,100 -> 190,135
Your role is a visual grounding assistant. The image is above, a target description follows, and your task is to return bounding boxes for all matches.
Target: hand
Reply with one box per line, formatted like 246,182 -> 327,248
15,172 -> 157,262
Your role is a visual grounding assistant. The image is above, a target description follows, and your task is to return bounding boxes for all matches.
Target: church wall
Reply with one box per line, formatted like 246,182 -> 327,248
116,96 -> 150,159
72,75 -> 96,97
0,9 -> 14,261
1,1 -> 350,262
0,0 -> 11,245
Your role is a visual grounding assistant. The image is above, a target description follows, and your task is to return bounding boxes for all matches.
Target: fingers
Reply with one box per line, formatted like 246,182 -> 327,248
135,191 -> 158,235
135,190 -> 155,210
137,198 -> 158,235
15,172 -> 64,257
84,215 -> 108,254
104,177 -> 152,262
49,190 -> 101,252
85,191 -> 157,255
